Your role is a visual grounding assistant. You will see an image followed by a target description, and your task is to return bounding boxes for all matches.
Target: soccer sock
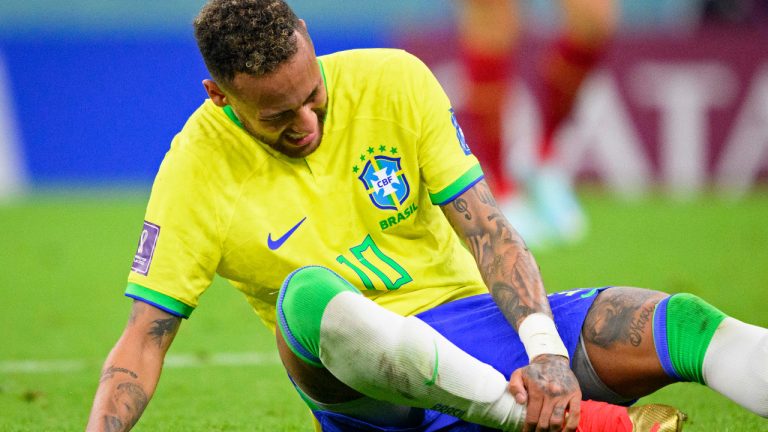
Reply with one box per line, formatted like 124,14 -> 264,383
653,294 -> 727,384
538,35 -> 602,162
277,266 -> 524,430
702,318 -> 768,417
654,293 -> 768,417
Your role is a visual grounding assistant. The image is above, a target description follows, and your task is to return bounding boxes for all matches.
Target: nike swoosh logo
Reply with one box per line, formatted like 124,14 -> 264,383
267,217 -> 307,250
424,340 -> 439,386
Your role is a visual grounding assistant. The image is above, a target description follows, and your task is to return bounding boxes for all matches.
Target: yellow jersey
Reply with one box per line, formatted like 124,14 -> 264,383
126,48 -> 487,330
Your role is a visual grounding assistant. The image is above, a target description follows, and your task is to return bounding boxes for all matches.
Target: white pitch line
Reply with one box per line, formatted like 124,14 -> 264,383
0,359 -> 86,374
0,352 -> 280,375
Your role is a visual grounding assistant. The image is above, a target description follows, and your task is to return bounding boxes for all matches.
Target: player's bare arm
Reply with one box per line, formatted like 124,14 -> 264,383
442,179 -> 581,431
444,180 -> 548,327
86,300 -> 181,432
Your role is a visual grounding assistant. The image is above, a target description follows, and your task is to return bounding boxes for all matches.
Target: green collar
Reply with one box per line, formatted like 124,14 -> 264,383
222,105 -> 243,129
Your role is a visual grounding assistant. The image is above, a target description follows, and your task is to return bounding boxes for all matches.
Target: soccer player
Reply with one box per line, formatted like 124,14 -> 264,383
86,1 -> 768,431
455,0 -> 618,245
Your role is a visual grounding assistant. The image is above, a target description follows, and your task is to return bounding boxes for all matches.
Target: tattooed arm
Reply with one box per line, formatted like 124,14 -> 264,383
442,179 -> 580,432
86,300 -> 181,432
443,180 -> 550,327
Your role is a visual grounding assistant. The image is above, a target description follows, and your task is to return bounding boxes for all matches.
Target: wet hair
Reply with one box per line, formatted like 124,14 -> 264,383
193,0 -> 306,85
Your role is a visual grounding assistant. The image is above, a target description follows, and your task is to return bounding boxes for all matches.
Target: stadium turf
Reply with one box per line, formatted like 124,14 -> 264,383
1,188 -> 766,431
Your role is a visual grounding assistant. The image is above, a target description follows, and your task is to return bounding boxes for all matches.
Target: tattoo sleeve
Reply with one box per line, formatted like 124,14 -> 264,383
148,317 -> 181,348
446,181 -> 551,329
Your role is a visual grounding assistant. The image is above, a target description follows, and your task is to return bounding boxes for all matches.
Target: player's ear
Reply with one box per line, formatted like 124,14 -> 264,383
203,79 -> 229,107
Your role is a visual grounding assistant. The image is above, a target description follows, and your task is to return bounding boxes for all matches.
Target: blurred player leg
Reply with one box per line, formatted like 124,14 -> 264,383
527,0 -> 618,243
456,0 -> 550,247
456,0 -> 518,200
539,0 -> 617,160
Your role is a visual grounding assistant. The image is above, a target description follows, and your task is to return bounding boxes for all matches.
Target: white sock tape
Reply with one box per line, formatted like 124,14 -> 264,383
518,313 -> 569,361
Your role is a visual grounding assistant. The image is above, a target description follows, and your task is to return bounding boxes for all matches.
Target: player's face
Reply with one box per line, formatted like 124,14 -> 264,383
225,31 -> 327,158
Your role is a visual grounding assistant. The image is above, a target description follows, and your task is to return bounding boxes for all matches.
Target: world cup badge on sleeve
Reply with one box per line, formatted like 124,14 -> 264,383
132,221 -> 160,275
450,107 -> 472,156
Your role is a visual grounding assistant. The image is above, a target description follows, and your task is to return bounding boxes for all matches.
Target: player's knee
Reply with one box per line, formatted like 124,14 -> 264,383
277,266 -> 360,366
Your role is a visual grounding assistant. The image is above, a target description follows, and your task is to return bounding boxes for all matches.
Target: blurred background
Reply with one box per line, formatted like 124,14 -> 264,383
0,0 -> 767,198
1,1 -> 767,430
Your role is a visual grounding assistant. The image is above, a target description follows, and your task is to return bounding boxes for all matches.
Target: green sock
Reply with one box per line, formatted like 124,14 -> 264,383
664,293 -> 727,383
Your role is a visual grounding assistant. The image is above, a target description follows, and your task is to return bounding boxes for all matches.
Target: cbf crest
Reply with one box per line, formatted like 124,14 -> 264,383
354,146 -> 410,211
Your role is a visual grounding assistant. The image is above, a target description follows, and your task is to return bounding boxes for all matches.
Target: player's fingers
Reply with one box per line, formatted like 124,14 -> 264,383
534,397 -> 556,432
508,368 -> 528,405
548,401 -> 568,432
524,392 -> 544,432
563,397 -> 581,432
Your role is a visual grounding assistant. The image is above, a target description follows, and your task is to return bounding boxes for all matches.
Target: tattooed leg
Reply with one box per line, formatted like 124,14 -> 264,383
581,287 -> 675,398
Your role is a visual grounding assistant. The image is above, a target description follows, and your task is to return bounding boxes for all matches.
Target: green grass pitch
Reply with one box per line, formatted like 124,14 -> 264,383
1,188 -> 767,431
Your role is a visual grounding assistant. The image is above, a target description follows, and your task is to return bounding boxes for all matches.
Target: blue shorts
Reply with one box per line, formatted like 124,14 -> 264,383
311,288 -> 606,432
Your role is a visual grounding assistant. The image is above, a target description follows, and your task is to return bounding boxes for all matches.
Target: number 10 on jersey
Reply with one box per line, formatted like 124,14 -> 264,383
336,234 -> 413,290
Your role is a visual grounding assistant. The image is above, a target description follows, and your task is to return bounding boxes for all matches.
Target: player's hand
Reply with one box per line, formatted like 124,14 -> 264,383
508,354 -> 581,432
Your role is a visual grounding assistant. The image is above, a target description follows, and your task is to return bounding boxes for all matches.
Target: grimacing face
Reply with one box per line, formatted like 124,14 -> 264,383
203,28 -> 328,158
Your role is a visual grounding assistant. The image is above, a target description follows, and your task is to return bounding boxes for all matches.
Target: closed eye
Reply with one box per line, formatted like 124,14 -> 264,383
260,84 -> 322,123
261,111 -> 293,122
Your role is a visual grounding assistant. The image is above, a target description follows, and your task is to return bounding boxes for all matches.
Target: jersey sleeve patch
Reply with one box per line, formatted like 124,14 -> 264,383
429,164 -> 484,205
131,221 -> 160,276
449,108 -> 471,155
125,283 -> 195,318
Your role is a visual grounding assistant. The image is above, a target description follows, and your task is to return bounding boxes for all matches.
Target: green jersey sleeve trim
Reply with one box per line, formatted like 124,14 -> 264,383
222,105 -> 244,129
429,164 -> 485,205
125,283 -> 195,319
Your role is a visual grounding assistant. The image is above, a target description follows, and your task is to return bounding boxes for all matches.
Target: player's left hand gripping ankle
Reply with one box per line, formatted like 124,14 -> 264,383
509,354 -> 581,432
